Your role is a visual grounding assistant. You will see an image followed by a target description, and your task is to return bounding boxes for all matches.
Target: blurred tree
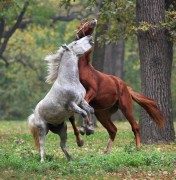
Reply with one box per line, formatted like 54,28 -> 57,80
104,41 -> 125,78
0,1 -> 29,66
0,0 -> 92,66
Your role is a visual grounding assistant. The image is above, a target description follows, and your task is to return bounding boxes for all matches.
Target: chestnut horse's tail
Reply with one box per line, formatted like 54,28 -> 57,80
28,114 -> 40,149
127,87 -> 165,127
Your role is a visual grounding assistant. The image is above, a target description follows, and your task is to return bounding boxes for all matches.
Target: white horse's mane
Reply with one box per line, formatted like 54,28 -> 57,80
45,47 -> 65,84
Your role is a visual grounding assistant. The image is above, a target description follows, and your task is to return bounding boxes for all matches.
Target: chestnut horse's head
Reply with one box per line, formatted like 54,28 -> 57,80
76,19 -> 97,40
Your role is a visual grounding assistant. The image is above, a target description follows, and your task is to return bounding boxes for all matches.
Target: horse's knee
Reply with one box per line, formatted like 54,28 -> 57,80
90,107 -> 94,114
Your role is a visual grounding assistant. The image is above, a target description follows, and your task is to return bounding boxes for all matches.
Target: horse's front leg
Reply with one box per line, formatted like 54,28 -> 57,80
69,102 -> 87,118
80,99 -> 94,135
68,102 -> 90,135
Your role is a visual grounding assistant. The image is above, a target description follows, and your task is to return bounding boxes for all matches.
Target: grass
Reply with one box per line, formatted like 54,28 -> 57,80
0,120 -> 176,179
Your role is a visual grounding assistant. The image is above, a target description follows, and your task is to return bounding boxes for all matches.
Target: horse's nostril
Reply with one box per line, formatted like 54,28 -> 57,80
91,19 -> 97,26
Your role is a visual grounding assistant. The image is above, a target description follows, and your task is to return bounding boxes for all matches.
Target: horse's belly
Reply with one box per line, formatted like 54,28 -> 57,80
39,104 -> 72,125
47,112 -> 71,124
90,87 -> 119,110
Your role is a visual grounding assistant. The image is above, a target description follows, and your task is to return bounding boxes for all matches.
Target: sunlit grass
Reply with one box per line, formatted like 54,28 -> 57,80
0,120 -> 176,179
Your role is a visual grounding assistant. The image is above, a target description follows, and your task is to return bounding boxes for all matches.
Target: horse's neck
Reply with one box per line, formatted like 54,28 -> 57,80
57,53 -> 79,83
78,50 -> 94,70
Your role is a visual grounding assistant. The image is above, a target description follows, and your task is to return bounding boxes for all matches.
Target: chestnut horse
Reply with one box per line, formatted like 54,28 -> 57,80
73,19 -> 165,153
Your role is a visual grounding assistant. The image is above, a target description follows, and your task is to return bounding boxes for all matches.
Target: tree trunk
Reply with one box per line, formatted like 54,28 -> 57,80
92,24 -> 106,72
136,0 -> 175,144
104,40 -> 124,77
104,41 -> 125,121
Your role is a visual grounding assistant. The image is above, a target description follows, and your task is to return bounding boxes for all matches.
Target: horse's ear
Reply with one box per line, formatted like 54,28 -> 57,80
62,44 -> 69,51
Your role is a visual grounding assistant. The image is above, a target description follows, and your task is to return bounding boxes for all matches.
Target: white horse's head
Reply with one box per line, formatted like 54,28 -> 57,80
68,35 -> 93,57
45,35 -> 93,84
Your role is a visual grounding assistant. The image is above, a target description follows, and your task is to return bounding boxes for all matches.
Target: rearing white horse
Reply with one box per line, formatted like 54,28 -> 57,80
28,36 -> 94,162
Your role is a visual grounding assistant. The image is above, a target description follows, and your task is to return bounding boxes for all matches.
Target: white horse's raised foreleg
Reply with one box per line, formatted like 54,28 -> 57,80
80,99 -> 95,135
69,102 -> 87,118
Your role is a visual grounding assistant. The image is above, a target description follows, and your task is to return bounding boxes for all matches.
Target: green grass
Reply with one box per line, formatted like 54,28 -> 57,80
0,121 -> 176,179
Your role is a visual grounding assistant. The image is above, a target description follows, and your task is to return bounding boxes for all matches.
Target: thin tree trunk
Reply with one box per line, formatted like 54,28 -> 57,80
104,44 -> 112,74
136,0 -> 175,144
104,41 -> 125,121
104,40 -> 124,77
112,41 -> 125,77
92,24 -> 106,72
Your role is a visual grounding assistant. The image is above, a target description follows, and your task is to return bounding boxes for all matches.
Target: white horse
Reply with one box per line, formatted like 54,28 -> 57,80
28,36 -> 94,162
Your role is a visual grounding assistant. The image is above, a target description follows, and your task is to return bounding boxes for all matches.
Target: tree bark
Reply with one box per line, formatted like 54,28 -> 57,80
136,0 -> 175,144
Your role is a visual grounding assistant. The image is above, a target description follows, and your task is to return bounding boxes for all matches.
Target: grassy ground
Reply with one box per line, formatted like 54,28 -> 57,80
0,120 -> 176,180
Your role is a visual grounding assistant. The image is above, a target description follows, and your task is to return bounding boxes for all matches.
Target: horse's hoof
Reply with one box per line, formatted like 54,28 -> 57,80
77,139 -> 84,147
67,155 -> 72,161
79,127 -> 85,135
103,149 -> 109,154
86,128 -> 94,135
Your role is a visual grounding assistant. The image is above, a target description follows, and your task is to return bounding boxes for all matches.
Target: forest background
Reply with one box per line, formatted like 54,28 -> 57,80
0,0 -> 176,123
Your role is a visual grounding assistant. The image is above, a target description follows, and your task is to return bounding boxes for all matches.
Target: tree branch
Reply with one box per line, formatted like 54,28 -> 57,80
0,55 -> 9,67
0,1 -> 29,57
0,18 -> 5,43
52,11 -> 91,23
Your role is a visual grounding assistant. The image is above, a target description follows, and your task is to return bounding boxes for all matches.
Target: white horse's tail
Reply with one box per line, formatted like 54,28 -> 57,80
28,114 -> 40,149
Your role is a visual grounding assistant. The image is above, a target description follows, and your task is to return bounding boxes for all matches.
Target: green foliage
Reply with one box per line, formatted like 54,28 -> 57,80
87,0 -> 176,42
0,1 -> 80,120
87,0 -> 136,44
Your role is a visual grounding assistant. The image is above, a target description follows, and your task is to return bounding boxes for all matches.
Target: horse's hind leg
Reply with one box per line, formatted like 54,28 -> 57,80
38,126 -> 47,163
119,86 -> 140,150
95,111 -> 117,153
58,122 -> 72,161
69,116 -> 84,147
28,114 -> 48,162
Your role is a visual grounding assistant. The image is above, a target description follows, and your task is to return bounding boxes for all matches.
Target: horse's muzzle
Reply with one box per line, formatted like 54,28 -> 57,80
89,19 -> 97,28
